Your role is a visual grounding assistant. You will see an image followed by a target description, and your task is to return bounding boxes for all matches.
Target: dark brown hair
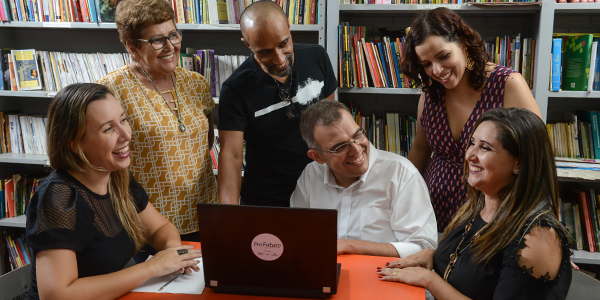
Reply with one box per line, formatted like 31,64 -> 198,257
401,7 -> 490,103
47,83 -> 146,253
300,100 -> 350,149
444,107 -> 567,265
115,0 -> 176,50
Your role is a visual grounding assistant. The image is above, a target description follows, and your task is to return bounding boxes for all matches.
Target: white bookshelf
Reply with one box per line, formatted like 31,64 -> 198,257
0,90 -> 220,103
0,215 -> 26,228
572,250 -> 600,265
547,91 -> 600,99
0,154 -> 49,165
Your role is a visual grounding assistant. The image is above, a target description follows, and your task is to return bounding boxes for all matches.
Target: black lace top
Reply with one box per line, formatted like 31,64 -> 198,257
433,214 -> 572,300
25,170 -> 149,300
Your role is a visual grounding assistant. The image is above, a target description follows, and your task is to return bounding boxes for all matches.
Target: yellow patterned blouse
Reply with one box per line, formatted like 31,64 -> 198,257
98,66 -> 218,235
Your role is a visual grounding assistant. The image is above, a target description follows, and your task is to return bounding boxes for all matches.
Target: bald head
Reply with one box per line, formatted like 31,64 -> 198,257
240,1 -> 288,42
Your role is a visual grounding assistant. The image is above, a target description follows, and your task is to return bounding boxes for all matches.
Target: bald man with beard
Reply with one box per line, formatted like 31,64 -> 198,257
218,1 -> 336,207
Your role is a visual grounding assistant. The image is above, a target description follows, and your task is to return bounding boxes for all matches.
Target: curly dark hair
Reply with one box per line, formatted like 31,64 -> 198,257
401,8 -> 490,103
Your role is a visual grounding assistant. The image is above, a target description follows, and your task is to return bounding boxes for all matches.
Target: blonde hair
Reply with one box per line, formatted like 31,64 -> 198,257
47,83 -> 146,253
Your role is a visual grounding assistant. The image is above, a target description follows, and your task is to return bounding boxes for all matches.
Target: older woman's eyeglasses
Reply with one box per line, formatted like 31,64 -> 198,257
138,31 -> 183,50
315,128 -> 367,155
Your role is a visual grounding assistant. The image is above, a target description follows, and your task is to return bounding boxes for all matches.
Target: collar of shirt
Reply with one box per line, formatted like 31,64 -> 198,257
323,143 -> 379,190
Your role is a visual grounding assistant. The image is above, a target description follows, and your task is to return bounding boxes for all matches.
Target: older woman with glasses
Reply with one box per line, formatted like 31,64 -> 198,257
98,0 -> 217,244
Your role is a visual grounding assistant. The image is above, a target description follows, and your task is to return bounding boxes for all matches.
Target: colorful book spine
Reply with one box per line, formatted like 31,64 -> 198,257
552,38 -> 562,92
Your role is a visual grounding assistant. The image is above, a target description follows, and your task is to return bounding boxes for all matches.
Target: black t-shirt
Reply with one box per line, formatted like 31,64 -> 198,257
25,170 -> 149,300
218,43 -> 337,207
433,214 -> 572,300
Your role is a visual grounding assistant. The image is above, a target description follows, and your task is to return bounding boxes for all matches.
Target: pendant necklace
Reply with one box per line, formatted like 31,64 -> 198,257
138,64 -> 186,133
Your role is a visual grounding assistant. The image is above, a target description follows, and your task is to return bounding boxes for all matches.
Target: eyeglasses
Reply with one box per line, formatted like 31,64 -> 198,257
138,30 -> 183,50
316,128 -> 367,155
278,86 -> 299,119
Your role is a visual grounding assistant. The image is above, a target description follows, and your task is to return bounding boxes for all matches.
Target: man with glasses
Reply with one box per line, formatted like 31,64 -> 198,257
291,101 -> 437,258
217,1 -> 336,207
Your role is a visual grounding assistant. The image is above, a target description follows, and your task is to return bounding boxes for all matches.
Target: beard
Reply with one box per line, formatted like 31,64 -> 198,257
267,54 -> 294,77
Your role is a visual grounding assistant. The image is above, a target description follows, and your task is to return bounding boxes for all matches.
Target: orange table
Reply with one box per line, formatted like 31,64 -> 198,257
119,243 -> 424,300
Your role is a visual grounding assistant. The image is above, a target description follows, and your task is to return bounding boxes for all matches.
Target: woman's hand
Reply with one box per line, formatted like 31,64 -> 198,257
386,248 -> 435,270
145,245 -> 202,277
377,266 -> 436,289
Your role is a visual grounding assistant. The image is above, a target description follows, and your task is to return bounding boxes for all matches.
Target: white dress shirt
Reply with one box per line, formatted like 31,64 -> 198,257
291,143 -> 438,257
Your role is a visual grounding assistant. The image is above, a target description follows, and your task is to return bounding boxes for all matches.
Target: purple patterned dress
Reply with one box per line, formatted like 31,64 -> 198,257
421,65 -> 515,232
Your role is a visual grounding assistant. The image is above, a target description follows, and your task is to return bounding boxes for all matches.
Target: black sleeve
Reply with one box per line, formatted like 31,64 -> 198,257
129,174 -> 149,213
320,46 -> 338,98
25,181 -> 94,253
492,225 -> 572,300
218,83 -> 247,132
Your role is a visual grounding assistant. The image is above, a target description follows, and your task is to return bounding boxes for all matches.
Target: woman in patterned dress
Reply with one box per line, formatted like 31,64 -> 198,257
402,8 -> 541,232
98,0 -> 217,242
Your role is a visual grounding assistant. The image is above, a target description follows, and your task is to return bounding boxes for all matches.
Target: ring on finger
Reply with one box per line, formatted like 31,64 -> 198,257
393,270 -> 398,276
177,249 -> 189,255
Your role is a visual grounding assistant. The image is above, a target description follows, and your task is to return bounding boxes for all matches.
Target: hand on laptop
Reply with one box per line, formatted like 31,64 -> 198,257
145,245 -> 202,277
386,249 -> 435,270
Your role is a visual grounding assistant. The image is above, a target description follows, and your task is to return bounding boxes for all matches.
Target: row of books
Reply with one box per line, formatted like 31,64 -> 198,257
348,102 -> 416,157
0,174 -> 43,219
547,110 -> 600,159
180,49 -> 247,97
338,25 -> 537,90
1,232 -> 32,273
551,34 -> 600,92
0,49 -> 131,92
1,113 -> 48,156
340,0 -> 537,4
562,186 -> 600,252
338,24 -> 410,88
0,0 -> 319,25
485,35 -> 536,89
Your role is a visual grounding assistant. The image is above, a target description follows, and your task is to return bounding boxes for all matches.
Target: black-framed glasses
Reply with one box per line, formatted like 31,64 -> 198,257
138,30 -> 183,50
278,86 -> 299,119
315,128 -> 367,155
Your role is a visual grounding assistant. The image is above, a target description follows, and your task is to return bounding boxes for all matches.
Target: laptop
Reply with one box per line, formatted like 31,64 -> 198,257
197,203 -> 340,299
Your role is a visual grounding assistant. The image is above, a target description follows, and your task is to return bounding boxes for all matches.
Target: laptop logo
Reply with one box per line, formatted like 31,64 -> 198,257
251,233 -> 284,261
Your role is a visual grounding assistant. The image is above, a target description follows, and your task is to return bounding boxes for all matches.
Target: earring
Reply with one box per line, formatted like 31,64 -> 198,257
513,169 -> 519,175
465,49 -> 474,71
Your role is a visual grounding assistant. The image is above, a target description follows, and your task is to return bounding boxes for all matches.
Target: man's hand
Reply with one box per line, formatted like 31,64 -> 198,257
337,239 -> 353,255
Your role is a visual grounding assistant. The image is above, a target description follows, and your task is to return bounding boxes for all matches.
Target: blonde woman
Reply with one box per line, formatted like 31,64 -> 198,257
25,83 -> 201,300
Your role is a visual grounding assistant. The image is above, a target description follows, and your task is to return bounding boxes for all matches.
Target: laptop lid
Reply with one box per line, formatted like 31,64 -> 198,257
197,204 -> 338,298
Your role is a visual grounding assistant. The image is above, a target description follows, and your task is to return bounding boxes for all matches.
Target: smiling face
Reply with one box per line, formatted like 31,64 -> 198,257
307,110 -> 370,188
242,15 -> 294,78
466,121 -> 519,199
129,20 -> 180,77
414,35 -> 467,90
77,94 -> 132,174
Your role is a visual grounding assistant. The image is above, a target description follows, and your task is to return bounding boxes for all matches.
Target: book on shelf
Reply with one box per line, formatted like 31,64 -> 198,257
347,102 -> 416,157
338,23 -> 410,89
191,49 -> 247,98
551,38 -> 562,92
1,112 -> 48,156
1,231 -> 33,274
10,49 -> 42,91
562,185 -> 600,252
0,173 -> 44,219
562,34 -> 594,91
484,35 -> 533,88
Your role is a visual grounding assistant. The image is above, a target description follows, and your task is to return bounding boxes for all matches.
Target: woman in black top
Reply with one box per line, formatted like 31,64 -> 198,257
378,108 -> 572,300
26,83 -> 202,300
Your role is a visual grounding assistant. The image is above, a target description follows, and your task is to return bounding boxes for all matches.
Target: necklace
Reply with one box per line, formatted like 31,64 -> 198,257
443,217 -> 483,281
137,64 -> 186,133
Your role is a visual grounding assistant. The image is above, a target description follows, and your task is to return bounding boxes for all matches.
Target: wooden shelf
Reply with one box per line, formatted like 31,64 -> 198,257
0,215 -> 26,228
0,153 -> 49,165
0,21 -> 322,32
339,87 -> 421,95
